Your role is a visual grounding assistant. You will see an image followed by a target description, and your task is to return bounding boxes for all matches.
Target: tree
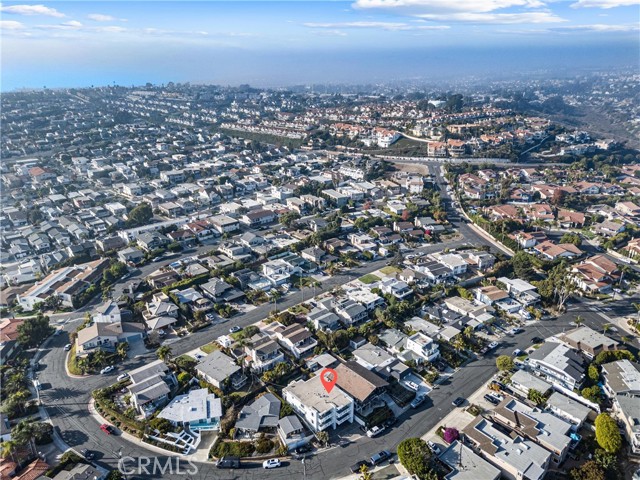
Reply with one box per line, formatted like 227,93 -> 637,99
602,323 -> 612,334
397,438 -> 433,479
527,389 -> 546,406
359,464 -> 373,480
44,294 -> 63,311
581,386 -> 602,404
0,440 -> 19,462
126,202 -> 153,227
570,460 -> 606,480
511,252 -> 535,280
496,355 -> 514,371
573,315 -> 584,327
594,349 -> 635,366
595,413 -> 622,453
560,233 -> 582,246
588,364 -> 600,384
316,430 -> 329,446
156,345 -> 173,363
17,315 -> 54,348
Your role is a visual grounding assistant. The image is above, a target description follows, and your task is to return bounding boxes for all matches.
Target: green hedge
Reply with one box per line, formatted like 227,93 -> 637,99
211,440 -> 255,458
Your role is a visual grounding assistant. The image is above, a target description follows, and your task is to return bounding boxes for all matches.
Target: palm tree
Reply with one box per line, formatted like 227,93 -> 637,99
573,315 -> 584,327
620,335 -> 633,345
602,323 -> 612,334
156,345 -> 173,363
12,420 -> 37,456
0,440 -> 19,462
116,342 -> 129,360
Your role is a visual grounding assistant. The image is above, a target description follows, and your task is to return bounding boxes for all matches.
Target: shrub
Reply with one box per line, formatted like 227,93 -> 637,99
397,438 -> 433,479
443,427 -> 459,444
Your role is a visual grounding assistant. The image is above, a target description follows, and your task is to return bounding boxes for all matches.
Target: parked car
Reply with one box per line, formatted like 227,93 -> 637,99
350,460 -> 370,473
452,397 -> 465,407
484,394 -> 501,406
100,366 -> 115,374
531,337 -> 544,345
405,381 -> 420,391
216,457 -> 240,469
80,449 -> 95,460
513,349 -> 523,357
100,424 -> 116,435
263,459 -> 281,469
366,425 -> 386,438
63,344 -> 72,351
427,441 -> 441,455
294,444 -> 312,455
509,327 -> 524,335
158,329 -> 166,337
116,373 -> 129,382
411,394 -> 427,409
370,450 -> 391,466
487,341 -> 499,350
229,326 -> 242,334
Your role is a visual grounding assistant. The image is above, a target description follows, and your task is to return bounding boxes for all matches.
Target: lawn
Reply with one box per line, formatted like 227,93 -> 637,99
66,344 -> 83,375
379,266 -> 401,275
359,273 -> 381,285
200,342 -> 220,354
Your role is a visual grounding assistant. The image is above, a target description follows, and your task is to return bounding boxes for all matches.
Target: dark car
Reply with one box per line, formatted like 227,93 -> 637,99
295,444 -> 313,455
350,460 -> 370,473
216,457 -> 241,469
531,337 -> 544,344
452,397 -> 465,407
80,449 -> 95,460
484,394 -> 501,406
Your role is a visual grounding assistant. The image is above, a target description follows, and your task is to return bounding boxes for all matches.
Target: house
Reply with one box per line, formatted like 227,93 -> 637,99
278,415 -> 311,451
283,375 -> 354,432
93,301 -> 122,323
118,246 -> 145,265
240,209 -> 277,228
17,258 -> 109,310
334,298 -> 368,325
498,277 -> 540,306
159,388 -> 222,432
415,260 -> 454,284
509,370 -> 552,398
307,306 -> 342,331
262,258 -> 299,286
439,441 -> 501,480
534,241 -> 582,261
75,321 -> 145,356
546,392 -> 591,431
12,458 -> 49,480
432,253 -> 468,275
623,238 -> 640,259
244,335 -> 286,373
196,350 -> 247,391
273,324 -> 317,359
465,251 -> 496,271
557,326 -> 619,359
557,209 -> 586,229
50,463 -> 105,480
127,360 -> 177,417
571,255 -> 619,293
528,342 -> 586,391
380,278 -> 412,300
601,360 -> 640,453
463,417 -> 551,480
404,332 -> 439,362
136,231 -> 169,252
209,214 -> 239,234
475,286 -> 509,306
353,343 -> 395,371
335,361 -> 388,414
200,278 -> 245,304
0,318 -> 23,364
592,220 -> 625,237
235,393 -> 281,436
493,396 -> 574,464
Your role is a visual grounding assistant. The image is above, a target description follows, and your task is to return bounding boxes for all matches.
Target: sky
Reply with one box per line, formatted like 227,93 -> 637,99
1,0 -> 639,90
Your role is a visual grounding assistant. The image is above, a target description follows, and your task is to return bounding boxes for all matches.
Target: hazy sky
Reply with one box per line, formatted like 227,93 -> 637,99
1,0 -> 639,90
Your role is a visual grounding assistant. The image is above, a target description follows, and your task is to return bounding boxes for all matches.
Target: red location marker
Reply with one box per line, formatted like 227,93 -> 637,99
320,368 -> 338,394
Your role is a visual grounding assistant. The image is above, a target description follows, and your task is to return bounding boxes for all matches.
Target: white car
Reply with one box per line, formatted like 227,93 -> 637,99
405,381 -> 420,391
63,344 -> 72,351
262,459 -> 281,469
229,326 -> 242,334
117,373 -> 129,381
100,366 -> 115,374
427,441 -> 441,455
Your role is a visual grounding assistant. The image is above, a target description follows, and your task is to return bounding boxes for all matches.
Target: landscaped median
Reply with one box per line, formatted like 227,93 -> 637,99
66,344 -> 84,376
